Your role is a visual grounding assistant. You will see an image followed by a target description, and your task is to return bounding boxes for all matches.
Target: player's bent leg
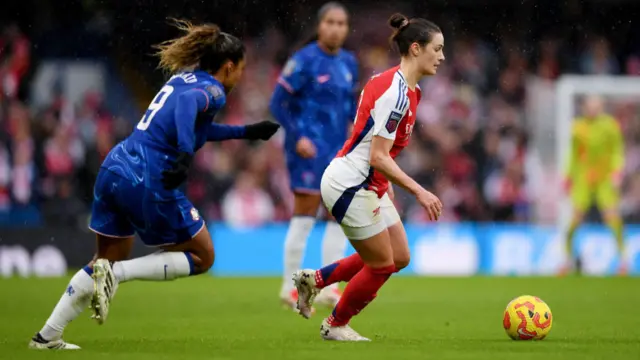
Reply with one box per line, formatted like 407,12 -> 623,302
159,225 -> 214,275
281,192 -> 322,309
90,234 -> 135,324
382,195 -> 409,271
31,234 -> 135,349
30,263 -> 95,349
319,228 -> 394,341
388,221 -> 410,271
293,214 -> 384,319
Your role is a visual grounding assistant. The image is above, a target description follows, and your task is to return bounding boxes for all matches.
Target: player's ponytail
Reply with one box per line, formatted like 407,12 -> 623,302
388,13 -> 441,56
155,19 -> 245,74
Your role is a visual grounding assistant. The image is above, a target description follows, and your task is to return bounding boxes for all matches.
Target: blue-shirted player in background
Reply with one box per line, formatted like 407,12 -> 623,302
270,2 -> 358,310
30,20 -> 279,350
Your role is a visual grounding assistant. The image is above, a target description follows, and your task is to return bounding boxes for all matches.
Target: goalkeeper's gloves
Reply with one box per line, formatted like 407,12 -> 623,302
244,121 -> 280,140
161,152 -> 193,190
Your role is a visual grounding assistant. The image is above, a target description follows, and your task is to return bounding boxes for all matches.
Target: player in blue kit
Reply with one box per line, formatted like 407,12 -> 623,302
269,2 -> 359,309
29,20 -> 279,350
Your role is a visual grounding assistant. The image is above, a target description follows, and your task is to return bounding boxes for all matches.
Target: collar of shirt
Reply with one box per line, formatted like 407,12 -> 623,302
193,70 -> 224,88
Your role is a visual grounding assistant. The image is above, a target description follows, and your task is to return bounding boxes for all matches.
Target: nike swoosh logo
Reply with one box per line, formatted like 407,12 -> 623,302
317,75 -> 330,84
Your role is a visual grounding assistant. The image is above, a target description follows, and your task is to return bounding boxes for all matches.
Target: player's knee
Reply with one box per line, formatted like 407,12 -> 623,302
196,247 -> 215,272
394,254 -> 410,271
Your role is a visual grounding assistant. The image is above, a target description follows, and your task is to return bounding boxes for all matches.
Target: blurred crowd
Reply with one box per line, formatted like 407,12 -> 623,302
195,11 -> 640,227
2,5 -> 640,228
0,23 -> 133,226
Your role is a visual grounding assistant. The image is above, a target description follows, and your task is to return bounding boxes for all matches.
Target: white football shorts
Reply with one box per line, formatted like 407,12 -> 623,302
321,164 -> 401,240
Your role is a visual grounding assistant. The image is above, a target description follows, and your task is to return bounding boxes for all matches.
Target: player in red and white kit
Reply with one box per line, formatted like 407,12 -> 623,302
292,13 -> 445,341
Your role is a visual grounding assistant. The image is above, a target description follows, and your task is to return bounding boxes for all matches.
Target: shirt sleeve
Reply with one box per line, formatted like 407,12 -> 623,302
276,54 -> 308,94
269,54 -> 309,141
371,81 -> 409,141
206,123 -> 246,141
174,89 -> 210,154
174,85 -> 227,153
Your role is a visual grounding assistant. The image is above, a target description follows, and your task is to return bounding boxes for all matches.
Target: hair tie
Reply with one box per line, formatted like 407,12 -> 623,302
400,19 -> 409,29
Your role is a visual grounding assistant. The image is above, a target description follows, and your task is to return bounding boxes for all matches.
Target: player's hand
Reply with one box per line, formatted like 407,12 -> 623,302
244,121 -> 280,140
416,189 -> 443,221
296,137 -> 317,158
161,152 -> 193,190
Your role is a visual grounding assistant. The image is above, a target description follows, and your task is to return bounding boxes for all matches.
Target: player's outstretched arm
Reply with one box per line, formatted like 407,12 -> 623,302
206,121 -> 280,142
370,136 -> 442,220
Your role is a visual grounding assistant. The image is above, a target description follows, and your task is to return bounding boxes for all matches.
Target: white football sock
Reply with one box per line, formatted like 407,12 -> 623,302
281,216 -> 315,296
112,252 -> 193,282
321,221 -> 348,291
39,267 -> 93,341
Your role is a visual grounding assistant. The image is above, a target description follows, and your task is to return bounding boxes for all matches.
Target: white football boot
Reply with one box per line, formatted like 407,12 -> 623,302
320,318 -> 370,341
314,287 -> 341,308
292,269 -> 320,319
28,333 -> 80,350
91,259 -> 118,324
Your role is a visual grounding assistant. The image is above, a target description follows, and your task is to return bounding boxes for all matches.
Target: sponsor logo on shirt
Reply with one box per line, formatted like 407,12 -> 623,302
405,123 -> 414,138
317,74 -> 331,84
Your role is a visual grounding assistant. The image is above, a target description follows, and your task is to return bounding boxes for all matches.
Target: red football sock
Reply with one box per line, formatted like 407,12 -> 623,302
314,253 -> 364,288
327,264 -> 395,327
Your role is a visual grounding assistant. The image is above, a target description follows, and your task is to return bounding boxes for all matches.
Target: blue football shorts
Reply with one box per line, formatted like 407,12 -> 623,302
89,168 -> 204,246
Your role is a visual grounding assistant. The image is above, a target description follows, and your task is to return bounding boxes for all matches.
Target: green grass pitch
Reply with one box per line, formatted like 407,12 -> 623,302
2,276 -> 639,359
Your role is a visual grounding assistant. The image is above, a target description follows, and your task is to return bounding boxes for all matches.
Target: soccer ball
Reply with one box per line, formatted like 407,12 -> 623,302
503,295 -> 553,340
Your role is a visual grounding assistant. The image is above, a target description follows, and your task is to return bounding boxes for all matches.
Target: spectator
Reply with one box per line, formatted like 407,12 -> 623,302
222,171 -> 275,228
579,36 -> 619,75
4,5 -> 640,227
0,24 -> 30,100
7,101 -> 33,205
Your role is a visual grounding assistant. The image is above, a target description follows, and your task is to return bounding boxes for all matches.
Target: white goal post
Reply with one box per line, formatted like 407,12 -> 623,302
555,76 -> 640,234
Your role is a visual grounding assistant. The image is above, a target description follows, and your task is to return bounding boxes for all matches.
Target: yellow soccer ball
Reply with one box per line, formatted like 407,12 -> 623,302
503,295 -> 553,340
